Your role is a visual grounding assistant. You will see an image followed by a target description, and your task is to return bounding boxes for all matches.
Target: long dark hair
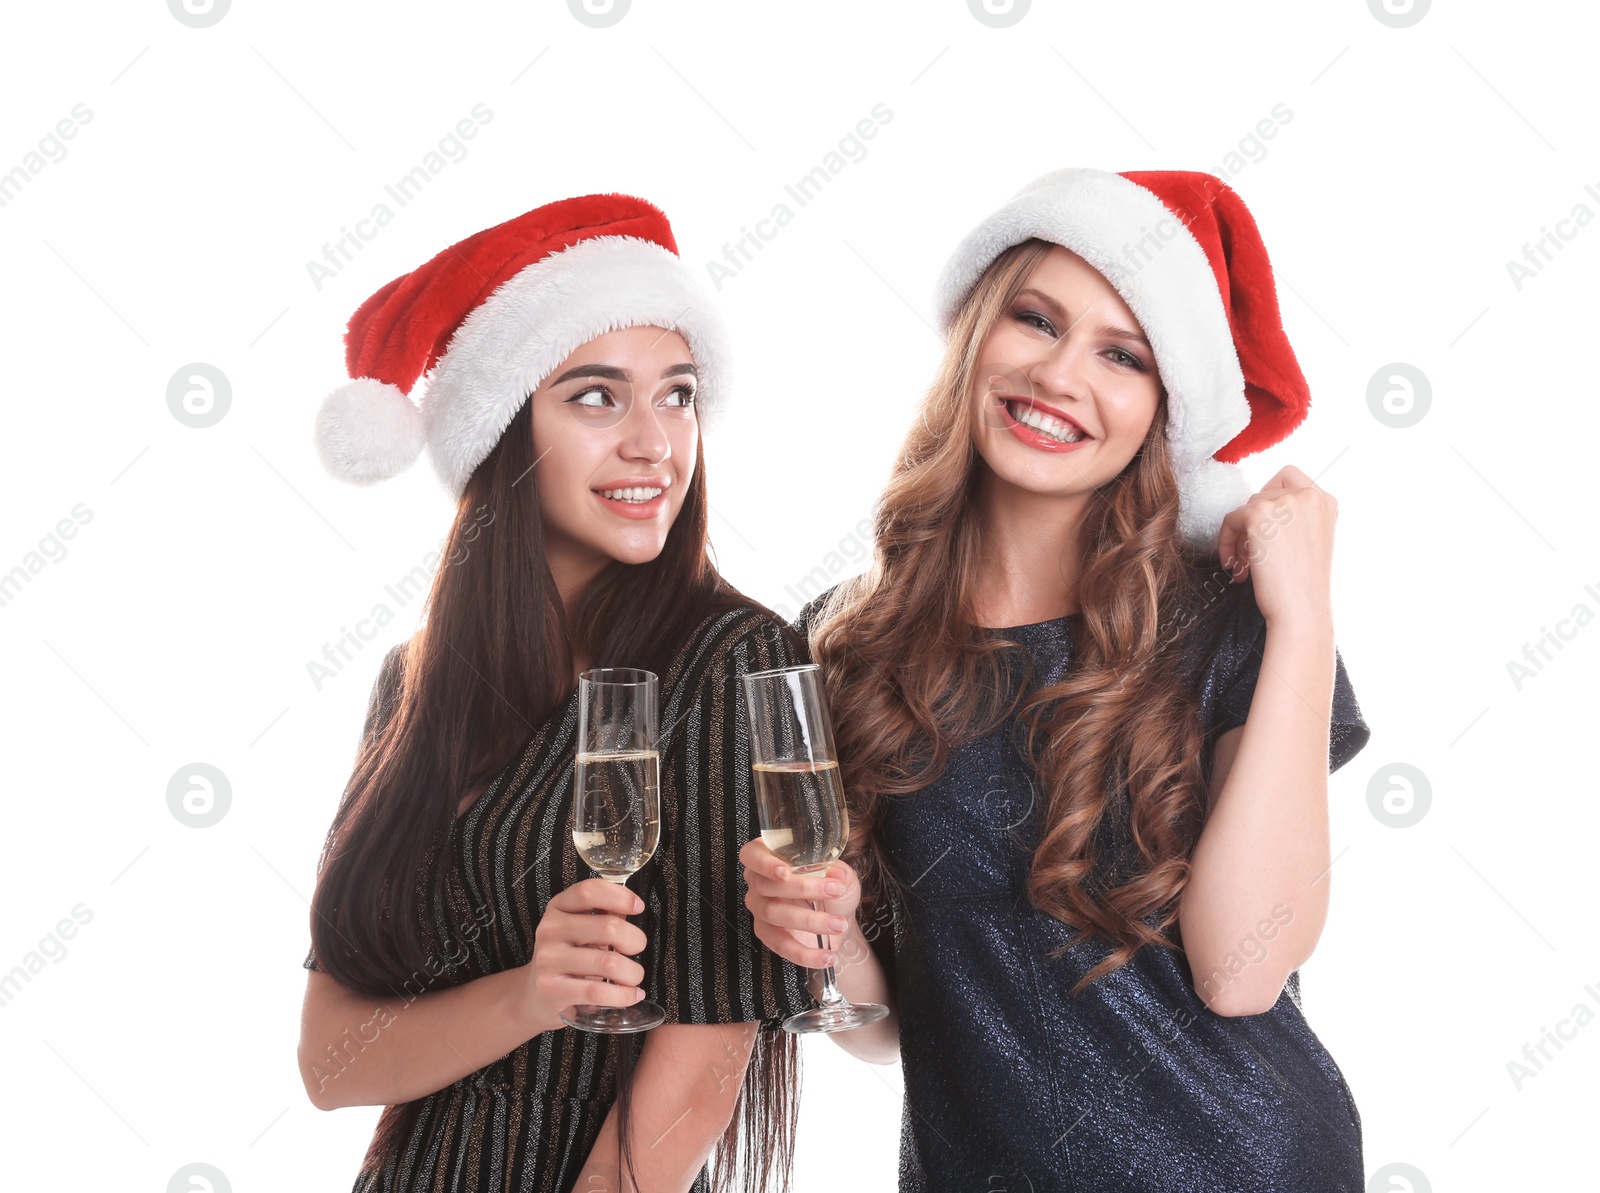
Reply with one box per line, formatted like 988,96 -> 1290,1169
308,395 -> 800,1192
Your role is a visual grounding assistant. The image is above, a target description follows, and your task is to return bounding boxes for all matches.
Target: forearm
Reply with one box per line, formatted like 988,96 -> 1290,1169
299,966 -> 534,1110
1180,617 -> 1336,1012
819,919 -> 899,1064
573,1022 -> 751,1193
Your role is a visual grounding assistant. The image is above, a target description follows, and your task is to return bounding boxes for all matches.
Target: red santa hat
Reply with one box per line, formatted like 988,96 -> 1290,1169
932,168 -> 1311,548
314,193 -> 729,498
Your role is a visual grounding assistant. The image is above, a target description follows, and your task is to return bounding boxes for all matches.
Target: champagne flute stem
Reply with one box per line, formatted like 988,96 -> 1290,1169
809,900 -> 846,1008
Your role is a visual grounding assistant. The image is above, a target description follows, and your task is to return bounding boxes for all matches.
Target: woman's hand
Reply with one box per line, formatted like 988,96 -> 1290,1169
1215,463 -> 1336,631
739,837 -> 861,968
516,878 -> 649,1036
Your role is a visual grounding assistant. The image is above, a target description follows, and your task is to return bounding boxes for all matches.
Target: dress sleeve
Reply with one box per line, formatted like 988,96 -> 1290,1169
1206,587 -> 1371,776
304,641 -> 409,973
641,614 -> 817,1027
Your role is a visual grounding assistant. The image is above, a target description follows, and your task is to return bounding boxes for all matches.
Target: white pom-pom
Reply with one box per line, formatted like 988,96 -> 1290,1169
1176,456 -> 1251,550
314,377 -> 425,485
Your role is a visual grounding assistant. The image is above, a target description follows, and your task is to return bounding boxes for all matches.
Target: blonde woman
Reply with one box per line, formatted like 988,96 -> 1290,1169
743,169 -> 1371,1191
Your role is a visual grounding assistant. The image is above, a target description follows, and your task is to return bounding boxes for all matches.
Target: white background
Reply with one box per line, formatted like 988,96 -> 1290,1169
1,1 -> 1595,1190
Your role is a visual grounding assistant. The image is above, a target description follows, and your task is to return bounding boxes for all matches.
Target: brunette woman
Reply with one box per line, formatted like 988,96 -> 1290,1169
299,195 -> 815,1193
743,169 -> 1372,1191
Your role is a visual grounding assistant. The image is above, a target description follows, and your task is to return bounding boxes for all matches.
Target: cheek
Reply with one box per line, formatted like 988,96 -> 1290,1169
669,420 -> 698,485
531,457 -> 582,528
529,413 -> 594,526
974,327 -> 1029,377
671,416 -> 699,460
1101,384 -> 1161,447
970,334 -> 1030,410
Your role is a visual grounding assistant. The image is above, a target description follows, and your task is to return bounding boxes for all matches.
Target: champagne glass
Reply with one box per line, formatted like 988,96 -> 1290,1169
563,667 -> 666,1033
741,663 -> 889,1034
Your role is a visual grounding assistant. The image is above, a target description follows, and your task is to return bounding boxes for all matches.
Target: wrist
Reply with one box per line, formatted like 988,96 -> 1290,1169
501,963 -> 551,1039
1262,616 -> 1337,695
1264,607 -> 1334,645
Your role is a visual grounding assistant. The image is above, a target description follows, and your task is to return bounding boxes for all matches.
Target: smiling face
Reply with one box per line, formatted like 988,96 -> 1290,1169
528,325 -> 700,584
971,244 -> 1164,499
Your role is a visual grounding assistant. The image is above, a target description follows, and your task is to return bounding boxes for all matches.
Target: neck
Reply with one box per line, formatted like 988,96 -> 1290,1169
544,535 -> 608,624
544,536 -> 606,682
968,470 -> 1092,628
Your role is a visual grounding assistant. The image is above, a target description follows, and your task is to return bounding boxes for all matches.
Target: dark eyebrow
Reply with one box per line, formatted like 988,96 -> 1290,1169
1014,287 -> 1150,348
547,362 -> 699,386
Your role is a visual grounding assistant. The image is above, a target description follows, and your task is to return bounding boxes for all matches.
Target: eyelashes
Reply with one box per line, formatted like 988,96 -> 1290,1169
1013,309 -> 1150,373
564,382 -> 698,409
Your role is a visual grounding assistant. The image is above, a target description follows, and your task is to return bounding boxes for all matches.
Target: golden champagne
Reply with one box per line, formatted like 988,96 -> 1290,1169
755,759 -> 849,872
572,750 -> 661,881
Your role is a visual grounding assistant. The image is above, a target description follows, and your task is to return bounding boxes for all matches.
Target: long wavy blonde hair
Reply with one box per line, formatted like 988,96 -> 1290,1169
809,238 -> 1232,992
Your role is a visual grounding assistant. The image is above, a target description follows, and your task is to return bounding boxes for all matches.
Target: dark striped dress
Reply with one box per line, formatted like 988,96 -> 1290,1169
305,606 -> 816,1192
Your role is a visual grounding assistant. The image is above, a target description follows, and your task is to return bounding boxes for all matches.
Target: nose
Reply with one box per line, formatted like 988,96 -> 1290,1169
1025,328 -> 1093,403
619,391 -> 671,465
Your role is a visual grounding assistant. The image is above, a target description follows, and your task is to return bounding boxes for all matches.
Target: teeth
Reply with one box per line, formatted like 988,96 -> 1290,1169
1008,401 -> 1084,443
600,487 -> 663,503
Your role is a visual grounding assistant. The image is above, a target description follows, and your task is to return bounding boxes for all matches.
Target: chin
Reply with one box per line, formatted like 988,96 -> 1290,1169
603,533 -> 671,566
979,448 -> 1092,495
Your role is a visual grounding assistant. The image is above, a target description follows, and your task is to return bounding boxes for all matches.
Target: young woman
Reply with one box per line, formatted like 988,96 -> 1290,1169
298,194 -> 818,1193
741,169 -> 1372,1191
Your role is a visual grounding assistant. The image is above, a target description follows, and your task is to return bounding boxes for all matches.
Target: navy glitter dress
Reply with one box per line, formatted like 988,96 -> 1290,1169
796,580 -> 1371,1193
